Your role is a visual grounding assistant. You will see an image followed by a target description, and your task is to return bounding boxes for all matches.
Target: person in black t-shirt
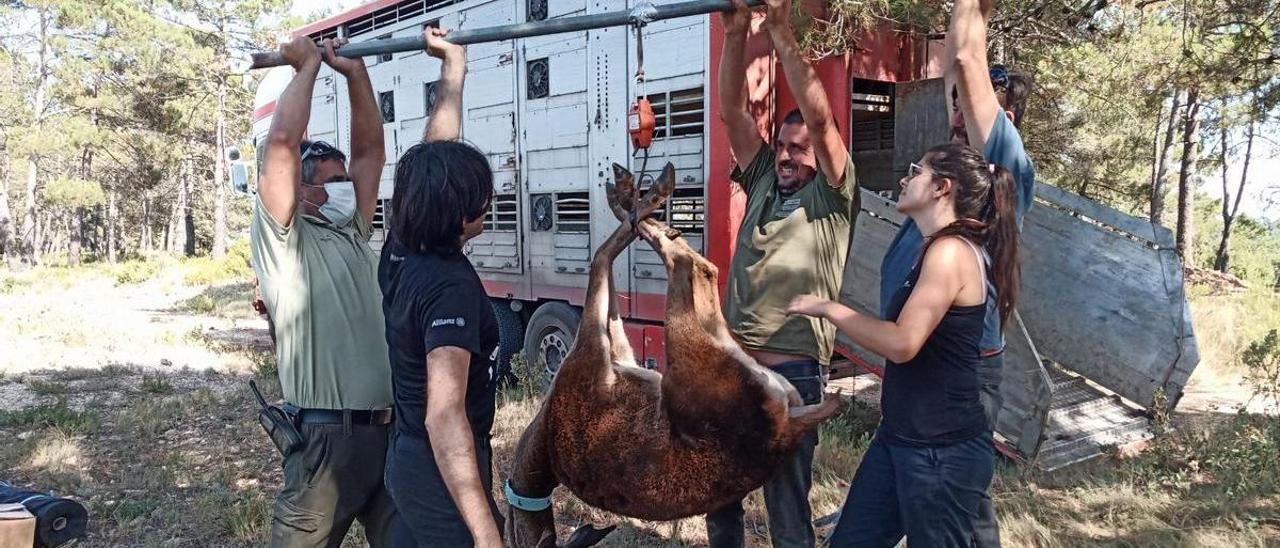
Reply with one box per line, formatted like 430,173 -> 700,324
378,28 -> 503,548
788,144 -> 1023,547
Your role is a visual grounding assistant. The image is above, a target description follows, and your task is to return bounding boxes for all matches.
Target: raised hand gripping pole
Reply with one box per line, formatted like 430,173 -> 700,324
248,0 -> 762,70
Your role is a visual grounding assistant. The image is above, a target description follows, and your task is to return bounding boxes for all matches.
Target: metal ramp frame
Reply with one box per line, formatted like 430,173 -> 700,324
1034,364 -> 1153,470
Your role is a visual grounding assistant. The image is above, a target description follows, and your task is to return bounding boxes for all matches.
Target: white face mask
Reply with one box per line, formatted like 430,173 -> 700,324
304,181 -> 357,227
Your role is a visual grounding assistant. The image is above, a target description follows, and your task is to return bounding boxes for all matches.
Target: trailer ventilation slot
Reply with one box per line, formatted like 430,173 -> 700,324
648,87 -> 704,139
484,194 -> 519,232
851,119 -> 894,152
372,199 -> 391,231
662,187 -> 704,234
337,0 -> 460,39
554,192 -> 590,234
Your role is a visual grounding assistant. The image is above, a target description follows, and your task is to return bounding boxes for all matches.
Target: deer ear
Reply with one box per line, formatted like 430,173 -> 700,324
611,163 -> 633,183
560,524 -> 617,548
658,162 -> 676,187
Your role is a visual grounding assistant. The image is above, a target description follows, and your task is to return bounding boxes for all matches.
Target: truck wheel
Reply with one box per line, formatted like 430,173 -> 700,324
523,302 -> 581,390
490,299 -> 524,387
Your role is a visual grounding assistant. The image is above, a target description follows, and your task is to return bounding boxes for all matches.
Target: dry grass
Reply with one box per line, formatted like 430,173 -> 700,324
1,263 -> 1277,546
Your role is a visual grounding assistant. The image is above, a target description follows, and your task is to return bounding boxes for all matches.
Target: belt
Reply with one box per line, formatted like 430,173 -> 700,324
297,408 -> 393,426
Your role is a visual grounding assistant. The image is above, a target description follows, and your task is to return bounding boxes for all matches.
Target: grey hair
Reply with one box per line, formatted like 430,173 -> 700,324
298,139 -> 347,185
300,156 -> 321,185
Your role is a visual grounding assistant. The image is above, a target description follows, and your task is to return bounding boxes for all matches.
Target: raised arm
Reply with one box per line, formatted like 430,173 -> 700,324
947,0 -> 1000,149
258,36 -> 321,227
718,0 -> 765,170
424,27 -> 466,142
764,0 -> 849,187
323,38 -> 384,224
424,346 -> 503,547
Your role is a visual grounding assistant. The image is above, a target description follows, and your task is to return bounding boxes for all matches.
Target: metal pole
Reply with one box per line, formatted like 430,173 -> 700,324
249,0 -> 762,69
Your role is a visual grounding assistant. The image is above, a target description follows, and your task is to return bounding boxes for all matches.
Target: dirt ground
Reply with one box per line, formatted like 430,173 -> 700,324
1,267 -> 1276,547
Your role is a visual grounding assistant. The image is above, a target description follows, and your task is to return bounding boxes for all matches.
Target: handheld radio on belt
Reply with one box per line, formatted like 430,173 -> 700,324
250,379 -> 304,457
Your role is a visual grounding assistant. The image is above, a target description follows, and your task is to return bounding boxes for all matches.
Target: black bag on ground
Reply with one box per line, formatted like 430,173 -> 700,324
250,380 -> 303,457
0,482 -> 89,548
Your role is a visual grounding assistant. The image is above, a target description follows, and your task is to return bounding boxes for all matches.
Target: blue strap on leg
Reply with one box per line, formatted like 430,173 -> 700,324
505,480 -> 552,512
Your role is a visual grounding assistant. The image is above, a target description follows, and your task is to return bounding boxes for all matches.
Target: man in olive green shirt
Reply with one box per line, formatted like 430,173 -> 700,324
709,0 -> 860,546
251,35 -> 397,547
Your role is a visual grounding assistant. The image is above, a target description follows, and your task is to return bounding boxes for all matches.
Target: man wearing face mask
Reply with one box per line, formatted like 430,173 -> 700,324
250,34 -> 398,547
709,0 -> 859,545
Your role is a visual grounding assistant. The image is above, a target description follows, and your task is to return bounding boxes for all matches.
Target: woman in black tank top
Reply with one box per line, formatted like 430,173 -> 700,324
788,143 -> 1022,547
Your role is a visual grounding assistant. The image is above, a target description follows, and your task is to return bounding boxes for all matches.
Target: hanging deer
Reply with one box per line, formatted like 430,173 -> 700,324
504,162 -> 842,548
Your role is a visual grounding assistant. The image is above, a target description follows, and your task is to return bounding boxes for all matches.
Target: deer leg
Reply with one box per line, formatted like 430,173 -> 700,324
628,168 -> 755,428
556,169 -> 646,386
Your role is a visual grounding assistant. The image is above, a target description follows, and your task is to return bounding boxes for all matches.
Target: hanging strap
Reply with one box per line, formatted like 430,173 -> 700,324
958,237 -> 991,303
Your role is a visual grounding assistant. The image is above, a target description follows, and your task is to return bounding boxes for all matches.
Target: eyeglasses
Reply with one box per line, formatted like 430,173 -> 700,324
300,141 -> 343,162
908,162 -> 926,178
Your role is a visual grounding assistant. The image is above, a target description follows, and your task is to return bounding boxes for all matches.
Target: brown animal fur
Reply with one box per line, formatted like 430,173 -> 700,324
505,163 -> 841,548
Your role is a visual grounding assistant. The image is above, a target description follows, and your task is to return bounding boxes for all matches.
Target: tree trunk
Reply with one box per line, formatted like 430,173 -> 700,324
21,8 -> 52,266
107,186 -> 119,263
141,196 -> 153,254
69,208 -> 84,266
1214,109 -> 1256,273
1175,88 -> 1201,265
0,150 -> 13,267
22,158 -> 40,265
1151,90 -> 1182,224
212,76 -> 228,258
180,158 -> 196,256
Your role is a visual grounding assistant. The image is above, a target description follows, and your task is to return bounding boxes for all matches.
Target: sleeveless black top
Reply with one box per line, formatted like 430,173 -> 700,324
879,241 -> 990,447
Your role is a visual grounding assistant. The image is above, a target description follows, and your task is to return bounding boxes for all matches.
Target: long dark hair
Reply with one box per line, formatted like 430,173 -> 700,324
921,143 -> 1021,329
391,140 -> 493,254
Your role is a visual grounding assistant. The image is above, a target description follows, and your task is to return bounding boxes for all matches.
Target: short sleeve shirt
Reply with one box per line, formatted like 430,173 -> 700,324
723,145 -> 860,365
249,194 -> 392,410
879,111 -> 1036,351
379,238 -> 499,441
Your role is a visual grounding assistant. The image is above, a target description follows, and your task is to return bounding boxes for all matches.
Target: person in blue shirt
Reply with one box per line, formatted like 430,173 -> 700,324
875,0 -> 1035,544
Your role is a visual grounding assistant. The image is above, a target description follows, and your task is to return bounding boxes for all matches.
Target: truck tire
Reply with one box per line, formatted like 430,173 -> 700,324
523,302 -> 581,390
490,299 -> 524,387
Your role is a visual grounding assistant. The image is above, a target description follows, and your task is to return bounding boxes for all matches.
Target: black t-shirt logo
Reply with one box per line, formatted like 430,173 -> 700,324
431,317 -> 467,328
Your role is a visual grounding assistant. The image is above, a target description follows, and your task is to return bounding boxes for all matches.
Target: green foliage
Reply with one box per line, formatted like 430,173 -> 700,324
1191,195 -> 1280,285
26,379 -> 69,396
499,352 -> 541,402
250,350 -> 277,379
793,0 -> 947,58
103,497 -> 162,528
1242,329 -> 1280,407
181,237 -> 253,286
0,400 -> 99,434
111,259 -> 164,285
140,374 -> 173,395
43,176 -> 105,209
0,0 -> 289,265
1127,412 -> 1280,501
